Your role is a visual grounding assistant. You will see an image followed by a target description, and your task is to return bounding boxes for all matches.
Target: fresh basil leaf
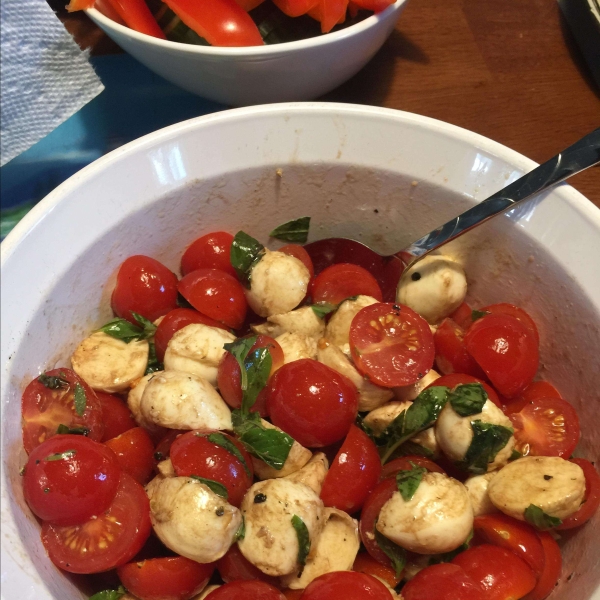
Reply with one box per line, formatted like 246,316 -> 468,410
269,216 -> 310,243
97,318 -> 144,343
235,516 -> 246,541
190,475 -> 229,499
224,336 -> 257,403
449,383 -> 488,417
510,449 -> 523,461
56,424 -> 89,436
396,464 -> 427,502
310,302 -> 337,319
207,432 -> 252,477
472,309 -> 490,322
131,312 -> 157,339
243,347 -> 272,414
232,411 -> 294,470
429,530 -> 473,565
291,514 -> 310,575
45,450 -> 77,462
458,421 -> 514,474
89,586 -> 127,600
355,413 -> 375,438
37,373 -> 69,389
524,504 -> 562,530
73,383 -> 87,417
230,231 -> 265,287
145,341 -> 164,375
374,528 -> 406,577
392,440 -> 434,458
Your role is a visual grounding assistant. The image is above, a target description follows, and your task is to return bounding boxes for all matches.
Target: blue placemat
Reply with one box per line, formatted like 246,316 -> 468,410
1,53 -> 226,238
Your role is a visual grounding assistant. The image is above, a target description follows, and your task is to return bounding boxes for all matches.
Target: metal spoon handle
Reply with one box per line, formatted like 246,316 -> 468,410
399,128 -> 600,264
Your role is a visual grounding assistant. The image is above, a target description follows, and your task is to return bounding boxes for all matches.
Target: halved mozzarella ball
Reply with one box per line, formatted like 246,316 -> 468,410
283,453 -> 329,496
238,479 -> 324,576
363,401 -> 412,436
376,472 -> 473,554
325,295 -> 379,355
464,472 -> 499,517
488,456 -> 586,521
147,475 -> 242,563
245,250 -> 310,318
127,371 -> 164,433
396,255 -> 467,324
156,458 -> 176,478
317,342 -> 393,411
275,332 -> 317,364
140,370 -> 232,431
393,370 -> 441,403
281,508 -> 359,589
71,331 -> 148,393
434,399 -> 515,471
164,324 -> 236,386
252,306 -> 325,339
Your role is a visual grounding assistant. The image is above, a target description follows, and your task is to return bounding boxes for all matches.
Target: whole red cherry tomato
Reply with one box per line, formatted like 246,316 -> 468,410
480,303 -> 539,343
266,359 -> 358,447
204,580 -> 285,599
279,244 -> 315,278
450,301 -> 474,330
557,458 -> 600,529
217,544 -> 280,586
402,563 -> 485,600
96,391 -> 137,442
105,427 -> 156,485
299,571 -> 393,600
311,263 -> 383,305
181,231 -> 236,277
111,255 -> 179,323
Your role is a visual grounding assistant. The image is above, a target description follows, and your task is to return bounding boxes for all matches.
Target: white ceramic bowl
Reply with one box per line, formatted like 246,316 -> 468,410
85,2 -> 407,106
2,103 -> 599,600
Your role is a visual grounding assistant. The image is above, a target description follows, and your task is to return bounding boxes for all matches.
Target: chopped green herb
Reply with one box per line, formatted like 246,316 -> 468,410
230,230 -> 265,287
396,464 -> 427,502
37,373 -> 69,389
291,515 -> 310,575
472,309 -> 490,322
449,383 -> 488,417
269,216 -> 311,243
45,450 -> 77,462
374,527 -> 406,577
145,341 -> 164,375
190,476 -> 229,499
524,504 -> 562,530
310,302 -> 338,319
207,432 -> 252,477
56,424 -> 89,436
97,312 -> 156,343
235,516 -> 246,541
73,383 -> 87,417
89,586 -> 127,600
458,421 -> 514,474
510,449 -> 523,461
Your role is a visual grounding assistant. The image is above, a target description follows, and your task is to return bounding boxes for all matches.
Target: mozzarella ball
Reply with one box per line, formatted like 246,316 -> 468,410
252,306 -> 325,340
464,472 -> 499,517
410,427 -> 441,460
363,401 -> 413,436
156,458 -> 176,478
396,255 -> 467,324
281,508 -> 359,590
238,479 -> 325,577
377,472 -> 473,554
164,324 -> 236,386
127,371 -> 164,433
276,332 -> 317,364
317,342 -> 393,412
488,456 -> 586,521
325,295 -> 379,355
435,399 -> 515,471
393,370 -> 441,403
283,453 -> 329,496
140,370 -> 232,431
148,476 -> 242,563
71,331 -> 148,393
245,250 -> 310,318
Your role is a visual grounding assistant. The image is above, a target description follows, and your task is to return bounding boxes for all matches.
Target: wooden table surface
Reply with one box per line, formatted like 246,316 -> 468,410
63,0 -> 600,204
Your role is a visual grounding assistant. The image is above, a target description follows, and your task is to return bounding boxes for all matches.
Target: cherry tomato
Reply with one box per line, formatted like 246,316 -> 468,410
41,473 -> 151,574
104,0 -> 166,38
320,424 -> 381,514
350,0 -> 394,11
178,268 -> 247,329
204,580 -> 285,599
557,458 -> 600,529
154,308 -> 228,362
425,373 -> 502,408
279,244 -> 315,278
217,543 -> 280,586
266,359 -> 358,447
21,368 -> 104,454
117,556 -> 215,600
170,431 -> 253,507
23,435 -> 120,525
111,255 -> 179,324
96,391 -> 137,442
515,381 -> 562,404
452,544 -> 537,600
153,429 -> 185,462
402,563 -> 485,600
271,0 -> 319,17
311,263 -> 383,305
480,303 -> 539,344
181,231 -> 236,278
450,301 -> 474,330
352,552 -> 401,589
299,571 -> 393,600
464,314 -> 539,398
283,591 -> 304,600
349,303 -> 434,388
525,532 -> 562,600
505,396 -> 580,458
308,0 -> 348,33
379,455 -> 445,480
434,318 -> 487,379
105,427 -> 156,485
217,334 -> 284,417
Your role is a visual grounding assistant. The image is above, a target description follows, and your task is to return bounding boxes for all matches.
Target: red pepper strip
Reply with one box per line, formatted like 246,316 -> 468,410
66,0 -> 96,11
235,0 -> 266,10
348,1 -> 359,17
351,0 -> 395,11
163,0 -> 264,46
95,0 -> 126,24
272,0 -> 320,17
308,0 -> 348,33
106,0 -> 166,38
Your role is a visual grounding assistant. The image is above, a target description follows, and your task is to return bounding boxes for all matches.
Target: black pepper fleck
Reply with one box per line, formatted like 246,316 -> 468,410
154,452 -> 164,462
374,209 -> 379,214
216,506 -> 225,517
254,493 -> 267,504
544,474 -> 553,480
411,272 -> 421,281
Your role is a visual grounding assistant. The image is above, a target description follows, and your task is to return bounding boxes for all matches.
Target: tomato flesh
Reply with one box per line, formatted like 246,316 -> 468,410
204,580 -> 285,599
311,263 -> 383,305
105,427 -> 156,485
402,563 -> 486,600
96,391 -> 137,442
557,458 -> 600,529
352,552 -> 401,589
181,231 -> 236,277
300,571 -> 394,600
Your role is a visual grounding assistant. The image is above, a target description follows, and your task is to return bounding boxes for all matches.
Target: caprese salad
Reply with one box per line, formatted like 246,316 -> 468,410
19,217 -> 599,600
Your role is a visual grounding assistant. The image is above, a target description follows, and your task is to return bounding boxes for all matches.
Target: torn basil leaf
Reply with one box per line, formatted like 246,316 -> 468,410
73,383 -> 87,417
524,504 -> 562,530
190,475 -> 229,499
145,341 -> 163,375
235,516 -> 246,541
207,432 -> 252,477
269,216 -> 311,243
458,421 -> 514,474
374,528 -> 406,577
56,424 -> 89,436
510,449 -> 523,461
396,464 -> 427,502
449,383 -> 488,417
45,450 -> 77,462
37,373 -> 69,389
89,586 -> 127,600
230,230 -> 265,287
311,302 -> 338,319
471,309 -> 490,321
392,440 -> 434,459
97,312 -> 156,343
224,336 -> 257,398
429,530 -> 473,564
291,514 -> 310,575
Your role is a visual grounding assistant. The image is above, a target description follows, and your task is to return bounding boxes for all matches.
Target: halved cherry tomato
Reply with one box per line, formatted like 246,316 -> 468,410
279,244 -> 315,278
402,563 -> 486,600
434,318 -> 487,379
311,263 -> 383,305
283,591 -> 304,600
320,424 -> 381,513
23,435 -> 120,525
41,473 -> 151,574
111,255 -> 179,324
266,359 -> 358,447
217,334 -> 284,417
308,0 -> 349,33
162,0 -> 264,46
170,431 -> 254,507
236,0 -> 266,9
106,0 -> 166,37
178,268 -> 247,329
480,303 -> 539,344
154,308 -> 228,362
21,368 -> 104,454
96,391 -> 137,442
450,302 -> 474,330
524,532 -> 562,600
217,543 -> 280,585
204,580 -> 285,599
153,429 -> 185,462
105,427 -> 155,485
515,381 -> 562,404
352,552 -> 401,589
452,544 -> 537,600
505,396 -> 580,458
181,231 -> 236,278
117,556 -> 215,600
271,0 -> 319,17
350,0 -> 394,10
300,571 -> 394,600
349,303 -> 435,388
557,458 -> 600,529
380,455 -> 445,480
425,373 -> 501,408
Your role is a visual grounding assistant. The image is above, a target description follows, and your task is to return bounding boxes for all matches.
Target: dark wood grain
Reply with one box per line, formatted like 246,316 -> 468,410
62,0 -> 600,203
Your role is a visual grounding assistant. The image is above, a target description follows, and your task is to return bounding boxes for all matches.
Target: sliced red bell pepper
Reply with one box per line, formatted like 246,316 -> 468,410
351,0 -> 395,11
66,0 -> 96,11
272,0 -> 320,17
235,0 -> 266,10
107,0 -> 166,38
162,0 -> 264,46
309,0 -> 349,33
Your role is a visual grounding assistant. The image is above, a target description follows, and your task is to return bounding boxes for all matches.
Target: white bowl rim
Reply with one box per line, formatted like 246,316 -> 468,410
85,1 -> 405,56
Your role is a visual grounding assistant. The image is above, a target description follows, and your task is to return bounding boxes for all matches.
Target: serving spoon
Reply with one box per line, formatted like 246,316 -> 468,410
304,128 -> 600,302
